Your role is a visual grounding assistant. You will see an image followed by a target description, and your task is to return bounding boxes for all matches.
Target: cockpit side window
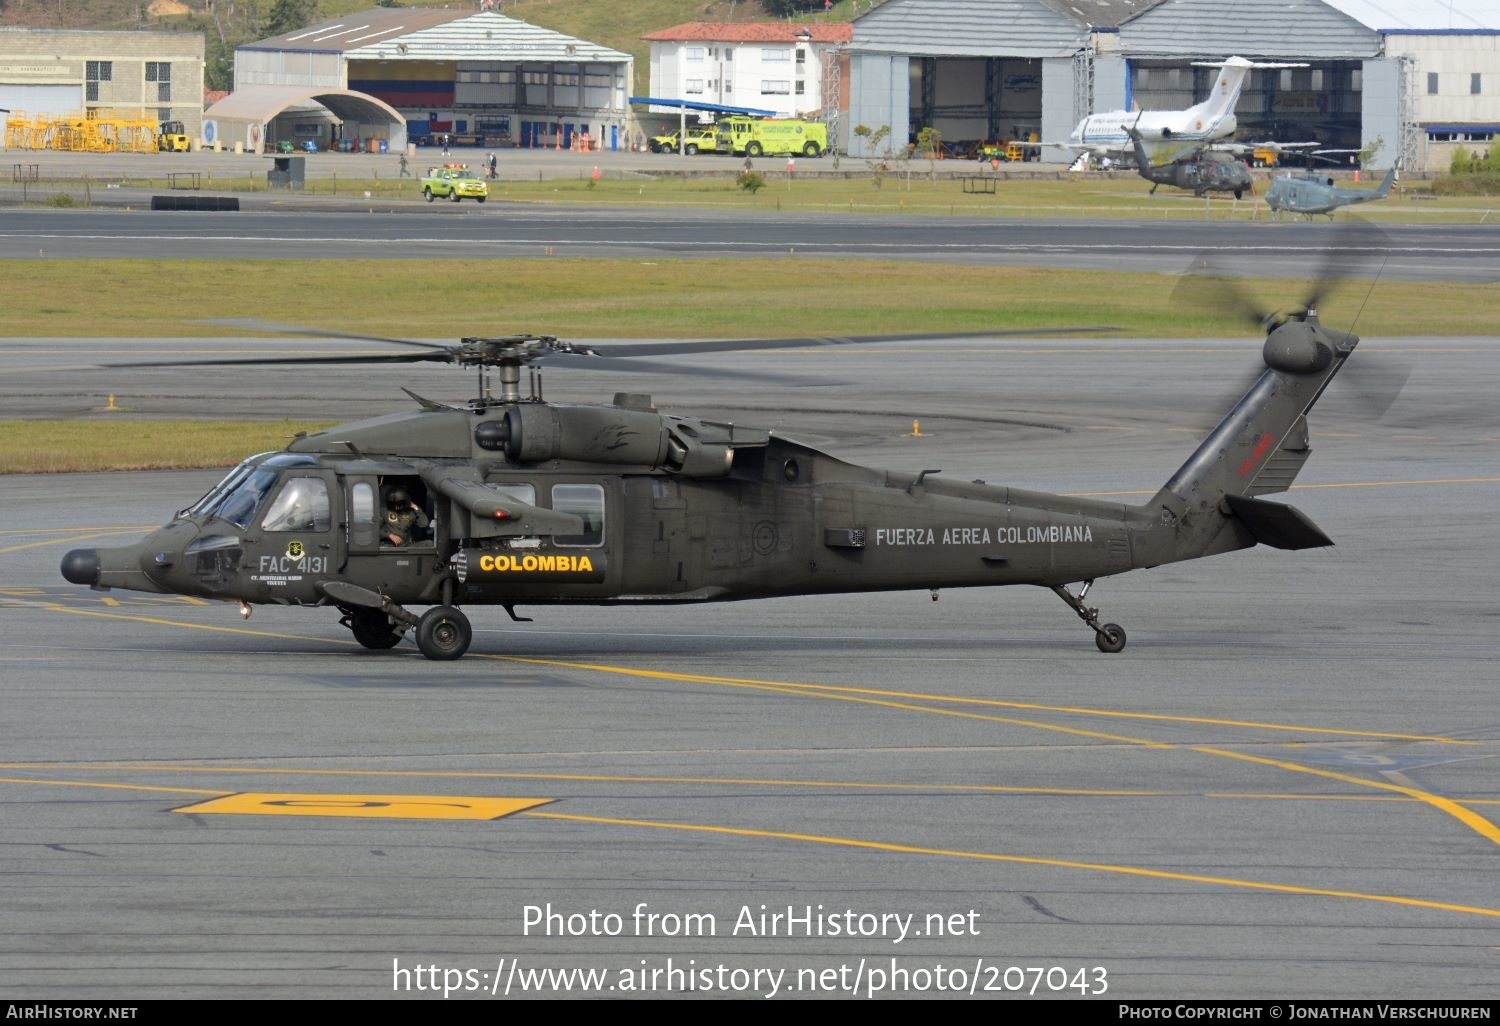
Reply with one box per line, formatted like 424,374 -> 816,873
262,477 -> 332,532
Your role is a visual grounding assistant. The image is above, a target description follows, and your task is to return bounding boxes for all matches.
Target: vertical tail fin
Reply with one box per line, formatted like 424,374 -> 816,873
1184,57 -> 1255,133
1144,317 -> 1354,560
1183,57 -> 1309,142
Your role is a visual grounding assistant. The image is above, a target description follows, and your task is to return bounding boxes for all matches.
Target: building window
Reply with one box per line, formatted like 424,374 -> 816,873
725,48 -> 733,60
795,80 -> 805,95
1473,73 -> 1482,95
85,60 -> 111,102
685,47 -> 705,61
762,49 -> 791,63
1351,68 -> 1361,92
158,107 -> 171,121
146,60 -> 171,101
685,79 -> 704,95
1428,72 -> 1439,95
724,81 -> 733,94
796,49 -> 806,65
761,80 -> 790,95
1310,69 -> 1322,91
1279,69 -> 1293,91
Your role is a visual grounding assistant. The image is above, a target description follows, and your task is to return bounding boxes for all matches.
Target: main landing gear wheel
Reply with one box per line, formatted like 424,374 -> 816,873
1049,580 -> 1128,654
416,605 -> 471,661
1095,623 -> 1127,654
347,608 -> 402,650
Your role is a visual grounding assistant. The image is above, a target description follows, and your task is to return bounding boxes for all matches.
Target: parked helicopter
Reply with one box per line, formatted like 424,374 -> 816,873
1124,126 -> 1254,199
61,291 -> 1375,661
1266,167 -> 1397,219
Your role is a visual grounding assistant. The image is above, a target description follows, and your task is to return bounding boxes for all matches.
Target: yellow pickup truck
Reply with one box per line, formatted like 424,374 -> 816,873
650,127 -> 720,154
421,163 -> 489,203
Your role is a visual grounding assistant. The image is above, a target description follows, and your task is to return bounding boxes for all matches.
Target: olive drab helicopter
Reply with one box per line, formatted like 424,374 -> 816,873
60,259 -> 1394,662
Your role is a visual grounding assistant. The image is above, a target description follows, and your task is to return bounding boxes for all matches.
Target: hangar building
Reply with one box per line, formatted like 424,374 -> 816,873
844,0 -> 1500,171
0,27 -> 205,146
216,7 -> 632,154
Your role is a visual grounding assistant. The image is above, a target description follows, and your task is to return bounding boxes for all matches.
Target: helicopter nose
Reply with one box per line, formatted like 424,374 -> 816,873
60,548 -> 100,586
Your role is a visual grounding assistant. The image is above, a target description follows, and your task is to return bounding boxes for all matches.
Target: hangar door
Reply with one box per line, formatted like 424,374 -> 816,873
1,84 -> 83,138
908,58 -> 1042,154
1129,61 -> 1364,155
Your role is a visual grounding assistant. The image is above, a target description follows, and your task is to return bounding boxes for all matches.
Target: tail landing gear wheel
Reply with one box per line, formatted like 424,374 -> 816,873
1095,623 -> 1127,654
416,605 -> 471,661
1050,580 -> 1128,654
348,608 -> 402,650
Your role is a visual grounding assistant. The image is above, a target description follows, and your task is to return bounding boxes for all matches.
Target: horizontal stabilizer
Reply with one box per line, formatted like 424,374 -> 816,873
1223,495 -> 1334,550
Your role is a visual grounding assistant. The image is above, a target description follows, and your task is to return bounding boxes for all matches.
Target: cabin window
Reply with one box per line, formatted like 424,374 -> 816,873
351,482 -> 375,526
551,484 -> 604,547
262,477 -> 331,533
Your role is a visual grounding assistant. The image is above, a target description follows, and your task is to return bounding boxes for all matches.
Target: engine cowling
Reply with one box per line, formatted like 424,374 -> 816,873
473,405 -> 735,478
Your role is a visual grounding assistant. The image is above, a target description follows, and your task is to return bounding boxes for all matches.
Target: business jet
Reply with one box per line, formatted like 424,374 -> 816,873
1069,56 -> 1305,165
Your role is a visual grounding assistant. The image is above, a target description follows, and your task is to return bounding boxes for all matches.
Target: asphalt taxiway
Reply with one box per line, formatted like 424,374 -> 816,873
2,335 -> 1497,999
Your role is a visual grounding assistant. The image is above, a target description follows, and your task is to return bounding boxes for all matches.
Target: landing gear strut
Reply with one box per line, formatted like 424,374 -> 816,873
1050,580 -> 1127,653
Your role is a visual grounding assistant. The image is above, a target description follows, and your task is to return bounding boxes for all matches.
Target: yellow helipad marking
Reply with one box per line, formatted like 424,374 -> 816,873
8,762 -> 1496,808
16,605 -> 1496,841
0,530 -> 149,556
524,810 -> 1500,921
175,792 -> 552,821
0,526 -> 154,537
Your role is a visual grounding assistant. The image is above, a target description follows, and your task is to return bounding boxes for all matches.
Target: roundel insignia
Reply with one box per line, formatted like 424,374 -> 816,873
286,541 -> 305,560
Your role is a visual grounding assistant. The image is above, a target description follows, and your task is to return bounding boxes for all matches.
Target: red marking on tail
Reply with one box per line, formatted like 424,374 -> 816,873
1237,432 -> 1277,477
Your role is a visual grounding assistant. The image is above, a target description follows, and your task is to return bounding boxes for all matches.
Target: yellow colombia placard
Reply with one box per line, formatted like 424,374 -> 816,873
174,792 -> 552,821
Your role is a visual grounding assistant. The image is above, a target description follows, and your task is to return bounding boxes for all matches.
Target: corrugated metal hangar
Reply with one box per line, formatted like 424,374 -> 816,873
844,0 -> 1500,171
214,7 -> 633,154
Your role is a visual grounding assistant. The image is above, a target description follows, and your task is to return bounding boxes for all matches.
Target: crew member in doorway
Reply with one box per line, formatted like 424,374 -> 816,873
384,488 -> 429,546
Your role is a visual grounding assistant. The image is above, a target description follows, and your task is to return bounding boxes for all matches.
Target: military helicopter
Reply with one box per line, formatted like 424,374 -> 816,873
60,276 -> 1382,661
1266,167 -> 1397,220
1124,126 -> 1254,199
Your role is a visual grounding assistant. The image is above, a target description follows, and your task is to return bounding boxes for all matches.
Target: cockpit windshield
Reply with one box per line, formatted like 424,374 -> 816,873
183,453 -> 321,528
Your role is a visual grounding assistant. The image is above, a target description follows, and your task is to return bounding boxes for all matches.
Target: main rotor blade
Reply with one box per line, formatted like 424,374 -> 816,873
584,327 -> 1121,359
535,349 -> 825,385
98,351 -> 454,369
202,318 -> 449,351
